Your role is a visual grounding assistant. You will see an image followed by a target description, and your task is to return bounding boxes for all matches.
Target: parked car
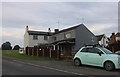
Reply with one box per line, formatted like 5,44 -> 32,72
115,51 -> 120,55
19,48 -> 24,54
73,44 -> 120,71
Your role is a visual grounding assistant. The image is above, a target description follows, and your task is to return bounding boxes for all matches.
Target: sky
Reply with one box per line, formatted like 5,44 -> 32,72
1,1 -> 119,47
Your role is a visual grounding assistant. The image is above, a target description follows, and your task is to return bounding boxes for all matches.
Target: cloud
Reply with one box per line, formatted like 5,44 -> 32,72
88,23 -> 117,35
1,2 -> 118,46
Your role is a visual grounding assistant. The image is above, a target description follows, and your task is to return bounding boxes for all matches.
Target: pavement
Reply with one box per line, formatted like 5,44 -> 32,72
2,56 -> 120,76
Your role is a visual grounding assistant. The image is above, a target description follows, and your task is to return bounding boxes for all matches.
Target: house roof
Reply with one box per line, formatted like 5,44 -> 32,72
27,24 -> 84,36
96,34 -> 104,41
116,32 -> 120,37
52,24 -> 84,35
27,30 -> 52,36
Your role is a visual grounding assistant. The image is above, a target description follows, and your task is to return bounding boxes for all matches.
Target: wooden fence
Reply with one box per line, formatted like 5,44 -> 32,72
25,46 -> 74,60
25,46 -> 62,59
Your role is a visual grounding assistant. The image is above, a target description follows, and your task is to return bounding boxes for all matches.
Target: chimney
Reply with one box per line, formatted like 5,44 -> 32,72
111,32 -> 116,44
48,28 -> 51,32
54,29 -> 59,33
26,25 -> 29,31
112,33 -> 115,35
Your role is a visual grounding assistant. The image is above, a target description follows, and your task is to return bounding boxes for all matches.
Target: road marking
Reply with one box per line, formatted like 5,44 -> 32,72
12,60 -> 84,75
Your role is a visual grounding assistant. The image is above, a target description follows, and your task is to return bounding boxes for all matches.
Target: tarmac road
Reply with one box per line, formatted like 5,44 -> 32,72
2,56 -> 120,77
2,59 -> 75,75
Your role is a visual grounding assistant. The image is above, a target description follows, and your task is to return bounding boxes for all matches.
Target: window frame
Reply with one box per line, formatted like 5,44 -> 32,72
44,35 -> 48,40
81,47 -> 104,54
33,35 -> 38,40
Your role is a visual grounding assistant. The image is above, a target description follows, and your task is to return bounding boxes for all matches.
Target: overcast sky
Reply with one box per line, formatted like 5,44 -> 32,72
1,2 -> 118,47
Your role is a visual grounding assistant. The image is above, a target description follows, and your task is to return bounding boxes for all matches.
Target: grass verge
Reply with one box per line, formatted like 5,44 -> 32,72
2,50 -> 55,61
0,50 -> 2,55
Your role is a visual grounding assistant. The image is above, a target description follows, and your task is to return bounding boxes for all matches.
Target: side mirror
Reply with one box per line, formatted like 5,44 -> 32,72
97,52 -> 102,56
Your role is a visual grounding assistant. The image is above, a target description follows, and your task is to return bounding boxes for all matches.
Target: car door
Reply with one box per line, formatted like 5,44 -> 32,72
86,48 -> 104,66
79,48 -> 92,64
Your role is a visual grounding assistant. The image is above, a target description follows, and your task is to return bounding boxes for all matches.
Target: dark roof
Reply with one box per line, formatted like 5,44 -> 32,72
27,30 -> 52,36
96,34 -> 104,41
27,24 -> 84,36
52,24 -> 84,35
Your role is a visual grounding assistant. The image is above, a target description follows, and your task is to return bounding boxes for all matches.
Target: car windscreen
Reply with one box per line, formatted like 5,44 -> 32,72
100,48 -> 113,54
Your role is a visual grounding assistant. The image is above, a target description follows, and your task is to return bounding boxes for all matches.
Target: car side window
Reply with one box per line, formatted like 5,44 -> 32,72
81,48 -> 88,52
87,48 -> 103,54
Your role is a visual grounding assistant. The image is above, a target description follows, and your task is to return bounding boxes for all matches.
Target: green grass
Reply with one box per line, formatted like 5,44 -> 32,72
0,50 -> 2,54
2,50 -> 55,61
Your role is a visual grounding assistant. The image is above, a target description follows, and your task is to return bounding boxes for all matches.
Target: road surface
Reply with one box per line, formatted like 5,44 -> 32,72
2,59 -> 75,75
2,56 -> 120,77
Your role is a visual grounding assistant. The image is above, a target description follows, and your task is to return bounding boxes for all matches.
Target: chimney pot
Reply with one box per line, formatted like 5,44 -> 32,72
54,29 -> 59,33
112,33 -> 115,35
26,25 -> 29,31
48,28 -> 51,32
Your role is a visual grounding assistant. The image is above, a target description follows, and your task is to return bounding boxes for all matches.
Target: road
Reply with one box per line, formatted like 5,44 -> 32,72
2,56 -> 120,77
2,59 -> 74,75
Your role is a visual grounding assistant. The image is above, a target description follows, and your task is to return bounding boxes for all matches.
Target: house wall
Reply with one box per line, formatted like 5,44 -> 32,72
24,31 -> 50,48
50,29 -> 75,43
75,25 -> 98,51
99,35 -> 109,47
116,37 -> 120,42
24,31 -> 29,49
28,35 -> 49,47
109,34 -> 116,44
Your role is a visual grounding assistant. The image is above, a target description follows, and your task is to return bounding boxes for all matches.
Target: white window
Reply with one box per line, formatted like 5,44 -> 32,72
33,35 -> 38,40
44,35 -> 48,40
65,33 -> 71,38
92,37 -> 95,42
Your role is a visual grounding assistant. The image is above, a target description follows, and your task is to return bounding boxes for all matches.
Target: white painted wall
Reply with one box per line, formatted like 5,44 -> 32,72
24,31 -> 29,49
24,31 -> 49,49
99,35 -> 109,47
28,35 -> 49,47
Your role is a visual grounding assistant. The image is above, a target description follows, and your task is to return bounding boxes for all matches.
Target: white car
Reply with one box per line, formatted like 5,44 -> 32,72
73,45 -> 120,71
19,48 -> 24,54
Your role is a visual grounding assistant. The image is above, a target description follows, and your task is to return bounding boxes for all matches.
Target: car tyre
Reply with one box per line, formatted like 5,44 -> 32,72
104,61 -> 115,71
74,58 -> 81,66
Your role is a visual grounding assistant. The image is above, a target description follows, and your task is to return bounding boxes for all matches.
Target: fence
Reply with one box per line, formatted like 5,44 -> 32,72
25,46 -> 65,59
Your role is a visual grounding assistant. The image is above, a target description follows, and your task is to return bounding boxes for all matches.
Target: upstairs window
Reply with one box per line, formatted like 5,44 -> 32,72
53,36 -> 57,41
33,35 -> 38,40
44,35 -> 48,40
65,33 -> 71,39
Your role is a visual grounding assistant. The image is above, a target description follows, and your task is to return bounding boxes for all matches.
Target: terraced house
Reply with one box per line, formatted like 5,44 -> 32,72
24,24 -> 98,54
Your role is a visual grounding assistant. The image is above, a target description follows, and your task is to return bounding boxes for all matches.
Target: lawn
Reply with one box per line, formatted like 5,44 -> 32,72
2,50 -> 55,61
0,50 -> 2,55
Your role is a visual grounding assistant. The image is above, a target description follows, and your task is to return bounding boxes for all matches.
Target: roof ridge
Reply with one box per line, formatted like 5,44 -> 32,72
53,24 -> 84,35
28,30 -> 48,32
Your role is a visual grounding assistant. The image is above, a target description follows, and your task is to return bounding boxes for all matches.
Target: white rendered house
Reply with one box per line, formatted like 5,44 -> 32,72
96,34 -> 109,47
24,26 -> 51,49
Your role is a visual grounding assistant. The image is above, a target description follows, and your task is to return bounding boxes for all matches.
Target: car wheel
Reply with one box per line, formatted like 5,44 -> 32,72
104,61 -> 115,71
74,58 -> 81,66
